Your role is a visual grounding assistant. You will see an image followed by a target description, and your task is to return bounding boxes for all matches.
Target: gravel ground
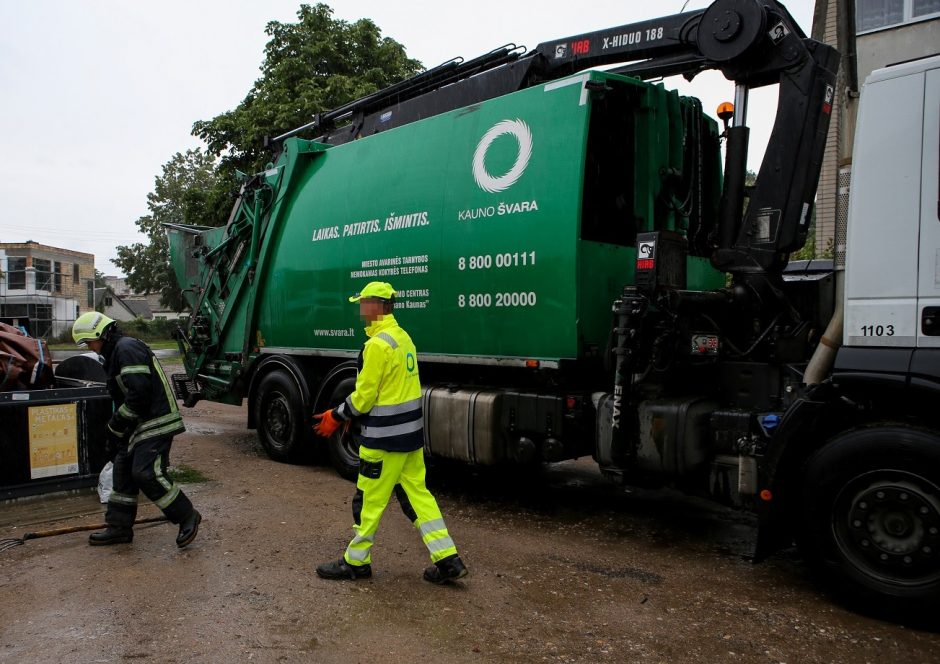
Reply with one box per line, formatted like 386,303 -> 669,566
0,361 -> 937,663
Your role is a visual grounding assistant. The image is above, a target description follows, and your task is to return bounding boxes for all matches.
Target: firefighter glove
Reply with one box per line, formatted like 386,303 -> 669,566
313,409 -> 341,437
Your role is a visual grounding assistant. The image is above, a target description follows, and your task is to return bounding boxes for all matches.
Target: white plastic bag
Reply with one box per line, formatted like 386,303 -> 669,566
97,461 -> 114,504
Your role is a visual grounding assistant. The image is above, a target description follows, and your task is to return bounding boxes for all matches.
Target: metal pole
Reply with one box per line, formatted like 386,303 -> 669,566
733,83 -> 749,127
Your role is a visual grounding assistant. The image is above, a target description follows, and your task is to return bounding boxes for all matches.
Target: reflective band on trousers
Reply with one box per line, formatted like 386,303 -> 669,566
370,397 -> 422,417
360,418 -> 423,439
351,534 -> 374,545
426,536 -> 456,553
154,457 -> 173,491
155,484 -> 180,509
419,518 -> 447,538
345,547 -> 370,562
109,491 -> 138,506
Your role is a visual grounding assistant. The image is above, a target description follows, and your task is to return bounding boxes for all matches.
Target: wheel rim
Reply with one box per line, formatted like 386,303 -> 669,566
333,422 -> 360,464
264,392 -> 293,450
833,470 -> 940,587
328,374 -> 360,469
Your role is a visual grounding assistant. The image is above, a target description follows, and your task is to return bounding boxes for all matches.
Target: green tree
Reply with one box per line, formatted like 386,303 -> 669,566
113,149 -> 230,310
118,4 -> 421,309
193,3 -> 422,175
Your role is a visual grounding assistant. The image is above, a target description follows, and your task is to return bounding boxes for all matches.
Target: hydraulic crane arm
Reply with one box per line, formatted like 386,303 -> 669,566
275,0 -> 838,278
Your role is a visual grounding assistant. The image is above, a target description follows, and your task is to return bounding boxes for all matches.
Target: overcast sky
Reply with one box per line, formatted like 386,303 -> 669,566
0,0 -> 816,275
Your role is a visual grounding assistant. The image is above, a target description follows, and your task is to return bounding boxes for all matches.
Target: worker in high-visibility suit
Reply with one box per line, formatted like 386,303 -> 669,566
72,312 -> 201,548
313,281 -> 468,583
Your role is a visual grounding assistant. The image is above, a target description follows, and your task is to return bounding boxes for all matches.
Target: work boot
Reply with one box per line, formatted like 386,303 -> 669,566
423,554 -> 468,584
316,558 -> 372,580
88,526 -> 133,546
176,509 -> 202,548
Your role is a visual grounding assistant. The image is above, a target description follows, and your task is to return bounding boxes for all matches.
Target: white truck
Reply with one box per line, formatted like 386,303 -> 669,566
792,52 -> 940,613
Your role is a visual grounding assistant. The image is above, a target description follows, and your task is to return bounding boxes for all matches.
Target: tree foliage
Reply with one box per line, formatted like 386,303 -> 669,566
113,149 -> 230,310
116,3 -> 422,311
193,3 -> 423,175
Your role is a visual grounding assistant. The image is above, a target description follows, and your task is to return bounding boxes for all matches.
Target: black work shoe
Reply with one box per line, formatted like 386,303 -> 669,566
423,554 -> 468,584
88,527 -> 133,546
316,558 -> 372,580
176,509 -> 202,548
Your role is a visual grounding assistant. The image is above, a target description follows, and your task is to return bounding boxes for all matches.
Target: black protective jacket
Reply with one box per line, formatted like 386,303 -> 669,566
102,331 -> 184,448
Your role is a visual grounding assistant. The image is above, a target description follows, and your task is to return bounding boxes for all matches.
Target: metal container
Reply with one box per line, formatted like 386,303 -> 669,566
0,379 -> 111,499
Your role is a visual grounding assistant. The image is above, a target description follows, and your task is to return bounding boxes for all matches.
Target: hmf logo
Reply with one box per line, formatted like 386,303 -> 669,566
553,39 -> 590,59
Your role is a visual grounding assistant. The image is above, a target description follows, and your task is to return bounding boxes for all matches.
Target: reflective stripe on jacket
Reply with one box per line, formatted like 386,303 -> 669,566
103,334 -> 185,449
335,314 -> 423,452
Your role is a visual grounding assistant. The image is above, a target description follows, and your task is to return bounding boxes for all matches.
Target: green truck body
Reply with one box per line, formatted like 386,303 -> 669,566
170,71 -> 722,379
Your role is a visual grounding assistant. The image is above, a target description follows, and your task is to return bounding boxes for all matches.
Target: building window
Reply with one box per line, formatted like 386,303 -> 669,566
0,303 -> 28,317
34,258 -> 52,291
31,304 -> 53,338
87,280 -> 94,307
913,0 -> 940,17
7,257 -> 26,290
858,0 -> 940,32
54,261 -> 63,293
73,262 -> 80,285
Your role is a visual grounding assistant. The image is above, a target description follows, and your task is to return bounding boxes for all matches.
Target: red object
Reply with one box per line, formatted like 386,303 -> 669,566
637,259 -> 655,271
0,322 -> 54,391
313,409 -> 341,437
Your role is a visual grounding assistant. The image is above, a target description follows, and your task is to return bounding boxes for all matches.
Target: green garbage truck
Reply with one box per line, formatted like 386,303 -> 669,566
167,0 -> 940,612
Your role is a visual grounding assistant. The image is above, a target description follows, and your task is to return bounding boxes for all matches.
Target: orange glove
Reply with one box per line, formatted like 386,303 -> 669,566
313,409 -> 342,437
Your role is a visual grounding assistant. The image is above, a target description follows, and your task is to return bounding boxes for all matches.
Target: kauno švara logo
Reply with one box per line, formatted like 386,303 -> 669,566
472,119 -> 533,193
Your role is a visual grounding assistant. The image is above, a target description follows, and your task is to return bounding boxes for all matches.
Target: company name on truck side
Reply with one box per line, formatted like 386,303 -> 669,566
457,199 -> 539,222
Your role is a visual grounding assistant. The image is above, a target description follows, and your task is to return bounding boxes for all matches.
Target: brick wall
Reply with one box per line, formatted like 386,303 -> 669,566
0,242 -> 96,312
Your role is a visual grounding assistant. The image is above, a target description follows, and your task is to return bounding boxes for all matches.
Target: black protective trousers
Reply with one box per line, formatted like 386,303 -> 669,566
106,435 -> 194,527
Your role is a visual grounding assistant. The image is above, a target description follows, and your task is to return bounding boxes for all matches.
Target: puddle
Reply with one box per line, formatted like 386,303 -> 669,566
184,423 -> 221,435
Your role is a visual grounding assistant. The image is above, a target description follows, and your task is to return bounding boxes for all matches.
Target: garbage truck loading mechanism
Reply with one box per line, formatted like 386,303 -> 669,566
167,0 -> 940,613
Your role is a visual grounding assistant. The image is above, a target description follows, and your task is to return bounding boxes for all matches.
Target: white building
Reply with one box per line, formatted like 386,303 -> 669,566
0,244 -> 94,339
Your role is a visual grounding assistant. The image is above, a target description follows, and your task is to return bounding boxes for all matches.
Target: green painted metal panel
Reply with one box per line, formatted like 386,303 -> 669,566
169,69 -> 726,376
254,73 -> 593,360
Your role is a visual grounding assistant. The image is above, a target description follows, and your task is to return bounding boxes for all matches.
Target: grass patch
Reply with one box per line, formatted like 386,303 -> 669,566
146,340 -> 179,350
168,464 -> 210,484
48,342 -> 81,350
47,339 -> 179,351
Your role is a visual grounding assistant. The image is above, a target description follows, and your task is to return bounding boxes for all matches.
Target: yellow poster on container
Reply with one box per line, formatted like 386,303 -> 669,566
28,403 -> 80,479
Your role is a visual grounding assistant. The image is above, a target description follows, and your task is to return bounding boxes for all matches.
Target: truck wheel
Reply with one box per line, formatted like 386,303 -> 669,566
799,426 -> 940,615
325,374 -> 360,481
254,371 -> 311,463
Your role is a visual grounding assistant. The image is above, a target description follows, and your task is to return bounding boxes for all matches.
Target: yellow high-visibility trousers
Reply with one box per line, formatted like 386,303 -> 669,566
344,446 -> 459,567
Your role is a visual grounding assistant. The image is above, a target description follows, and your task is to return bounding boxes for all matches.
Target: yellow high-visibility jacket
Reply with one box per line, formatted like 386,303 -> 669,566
335,314 -> 423,451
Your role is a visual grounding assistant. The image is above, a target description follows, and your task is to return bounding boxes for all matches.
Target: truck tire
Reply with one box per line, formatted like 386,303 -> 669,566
254,370 -> 311,464
325,374 -> 360,481
799,425 -> 940,615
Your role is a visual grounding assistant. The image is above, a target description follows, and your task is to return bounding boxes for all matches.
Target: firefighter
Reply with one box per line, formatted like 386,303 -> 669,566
72,312 -> 201,548
313,281 -> 468,583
